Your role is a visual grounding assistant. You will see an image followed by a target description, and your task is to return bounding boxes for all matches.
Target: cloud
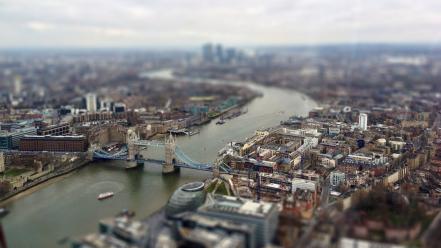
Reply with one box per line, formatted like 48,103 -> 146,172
125,6 -> 154,19
91,27 -> 138,37
26,21 -> 54,31
0,0 -> 440,47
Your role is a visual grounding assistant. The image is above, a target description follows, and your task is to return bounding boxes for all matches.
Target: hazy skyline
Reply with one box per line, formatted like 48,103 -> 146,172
0,0 -> 440,48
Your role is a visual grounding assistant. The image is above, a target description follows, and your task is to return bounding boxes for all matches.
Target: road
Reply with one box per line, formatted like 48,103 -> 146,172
320,175 -> 330,207
296,175 -> 332,248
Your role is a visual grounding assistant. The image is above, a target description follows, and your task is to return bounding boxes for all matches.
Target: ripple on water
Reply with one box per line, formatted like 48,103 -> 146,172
85,181 -> 125,195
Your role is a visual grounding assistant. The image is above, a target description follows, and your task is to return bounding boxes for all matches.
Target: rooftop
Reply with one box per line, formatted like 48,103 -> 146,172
22,135 -> 85,140
201,194 -> 275,218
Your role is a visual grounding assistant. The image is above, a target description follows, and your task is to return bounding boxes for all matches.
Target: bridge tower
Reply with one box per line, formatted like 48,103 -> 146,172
212,158 -> 221,178
163,133 -> 178,174
126,128 -> 140,161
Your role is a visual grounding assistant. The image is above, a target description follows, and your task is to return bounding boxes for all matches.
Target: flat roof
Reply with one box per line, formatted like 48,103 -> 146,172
22,135 -> 85,140
202,194 -> 274,218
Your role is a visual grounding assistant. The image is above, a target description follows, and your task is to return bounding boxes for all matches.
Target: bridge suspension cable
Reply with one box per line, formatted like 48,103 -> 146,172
93,139 -> 235,174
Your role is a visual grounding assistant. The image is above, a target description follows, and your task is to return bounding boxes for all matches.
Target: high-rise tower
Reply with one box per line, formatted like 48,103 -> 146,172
359,113 -> 368,131
85,93 -> 97,112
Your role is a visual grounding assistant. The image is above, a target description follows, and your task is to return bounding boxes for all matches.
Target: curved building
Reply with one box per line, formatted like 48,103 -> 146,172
165,181 -> 206,217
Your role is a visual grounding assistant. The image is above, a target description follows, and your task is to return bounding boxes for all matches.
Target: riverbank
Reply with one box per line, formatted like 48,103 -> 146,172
0,159 -> 90,205
2,69 -> 316,248
174,69 -> 326,105
0,172 -> 74,206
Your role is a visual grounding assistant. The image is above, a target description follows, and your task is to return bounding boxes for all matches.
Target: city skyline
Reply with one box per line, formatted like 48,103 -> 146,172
2,26 -> 441,247
0,0 -> 441,48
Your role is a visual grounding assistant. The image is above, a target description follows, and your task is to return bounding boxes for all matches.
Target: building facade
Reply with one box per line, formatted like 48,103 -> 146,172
0,127 -> 37,149
19,135 -> 88,152
198,194 -> 279,248
37,123 -> 70,136
359,113 -> 368,131
86,93 -> 97,112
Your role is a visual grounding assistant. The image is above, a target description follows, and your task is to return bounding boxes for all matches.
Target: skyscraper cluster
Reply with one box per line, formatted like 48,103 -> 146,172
202,43 -> 239,64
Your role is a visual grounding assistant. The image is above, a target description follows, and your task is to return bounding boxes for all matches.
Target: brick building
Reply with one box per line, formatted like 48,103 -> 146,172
19,135 -> 88,152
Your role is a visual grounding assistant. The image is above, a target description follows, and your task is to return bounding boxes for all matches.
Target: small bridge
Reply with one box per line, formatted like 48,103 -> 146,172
93,130 -> 231,174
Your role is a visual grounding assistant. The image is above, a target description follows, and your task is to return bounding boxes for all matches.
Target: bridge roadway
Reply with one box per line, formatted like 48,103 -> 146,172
137,154 -> 232,173
136,158 -> 213,171
132,140 -> 165,148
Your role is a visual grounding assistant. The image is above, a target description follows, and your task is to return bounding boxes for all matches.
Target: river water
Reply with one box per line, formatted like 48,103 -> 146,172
2,70 -> 316,248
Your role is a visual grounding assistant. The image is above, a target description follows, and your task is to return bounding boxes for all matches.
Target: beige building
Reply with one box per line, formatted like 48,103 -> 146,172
0,152 -> 4,173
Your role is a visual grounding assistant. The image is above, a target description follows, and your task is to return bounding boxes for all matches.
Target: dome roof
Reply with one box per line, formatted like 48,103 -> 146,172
165,181 -> 206,217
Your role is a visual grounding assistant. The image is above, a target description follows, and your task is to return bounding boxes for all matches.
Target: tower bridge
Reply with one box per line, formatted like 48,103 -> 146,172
92,129 -> 231,174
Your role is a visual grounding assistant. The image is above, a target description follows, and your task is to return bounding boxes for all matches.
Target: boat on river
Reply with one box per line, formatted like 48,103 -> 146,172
168,128 -> 189,135
188,129 -> 200,136
216,118 -> 225,125
97,192 -> 114,200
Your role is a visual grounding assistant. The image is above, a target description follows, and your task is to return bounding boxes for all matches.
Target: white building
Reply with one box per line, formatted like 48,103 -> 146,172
389,140 -> 406,152
199,194 -> 279,248
14,76 -> 22,96
292,178 -> 317,192
346,152 -> 388,166
340,237 -> 405,248
86,93 -> 97,112
330,171 -> 346,187
328,126 -> 341,136
99,98 -> 113,111
359,113 -> 368,131
319,154 -> 337,169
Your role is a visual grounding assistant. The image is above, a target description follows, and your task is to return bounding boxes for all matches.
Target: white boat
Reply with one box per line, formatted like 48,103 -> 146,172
188,129 -> 200,136
97,192 -> 114,200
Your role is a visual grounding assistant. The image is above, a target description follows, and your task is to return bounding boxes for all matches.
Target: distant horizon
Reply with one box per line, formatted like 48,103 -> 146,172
1,41 -> 441,52
1,1 -> 440,49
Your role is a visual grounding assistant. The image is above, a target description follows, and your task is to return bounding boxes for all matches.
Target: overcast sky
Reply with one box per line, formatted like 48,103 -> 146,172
0,0 -> 440,48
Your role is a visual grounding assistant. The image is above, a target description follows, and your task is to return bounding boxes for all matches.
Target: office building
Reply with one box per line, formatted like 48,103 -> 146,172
202,43 -> 214,63
173,212 -> 252,248
359,113 -> 368,131
0,122 -> 26,132
97,216 -> 149,247
19,135 -> 88,152
225,48 -> 237,63
292,178 -> 318,192
330,171 -> 346,187
37,123 -> 70,136
215,44 -> 224,63
86,93 -> 97,112
197,194 -> 279,248
0,133 -> 12,150
13,75 -> 22,96
0,127 -> 37,149
113,103 -> 126,113
99,98 -> 113,112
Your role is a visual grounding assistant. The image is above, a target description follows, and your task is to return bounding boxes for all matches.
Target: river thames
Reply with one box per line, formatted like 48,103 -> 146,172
2,70 -> 316,247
